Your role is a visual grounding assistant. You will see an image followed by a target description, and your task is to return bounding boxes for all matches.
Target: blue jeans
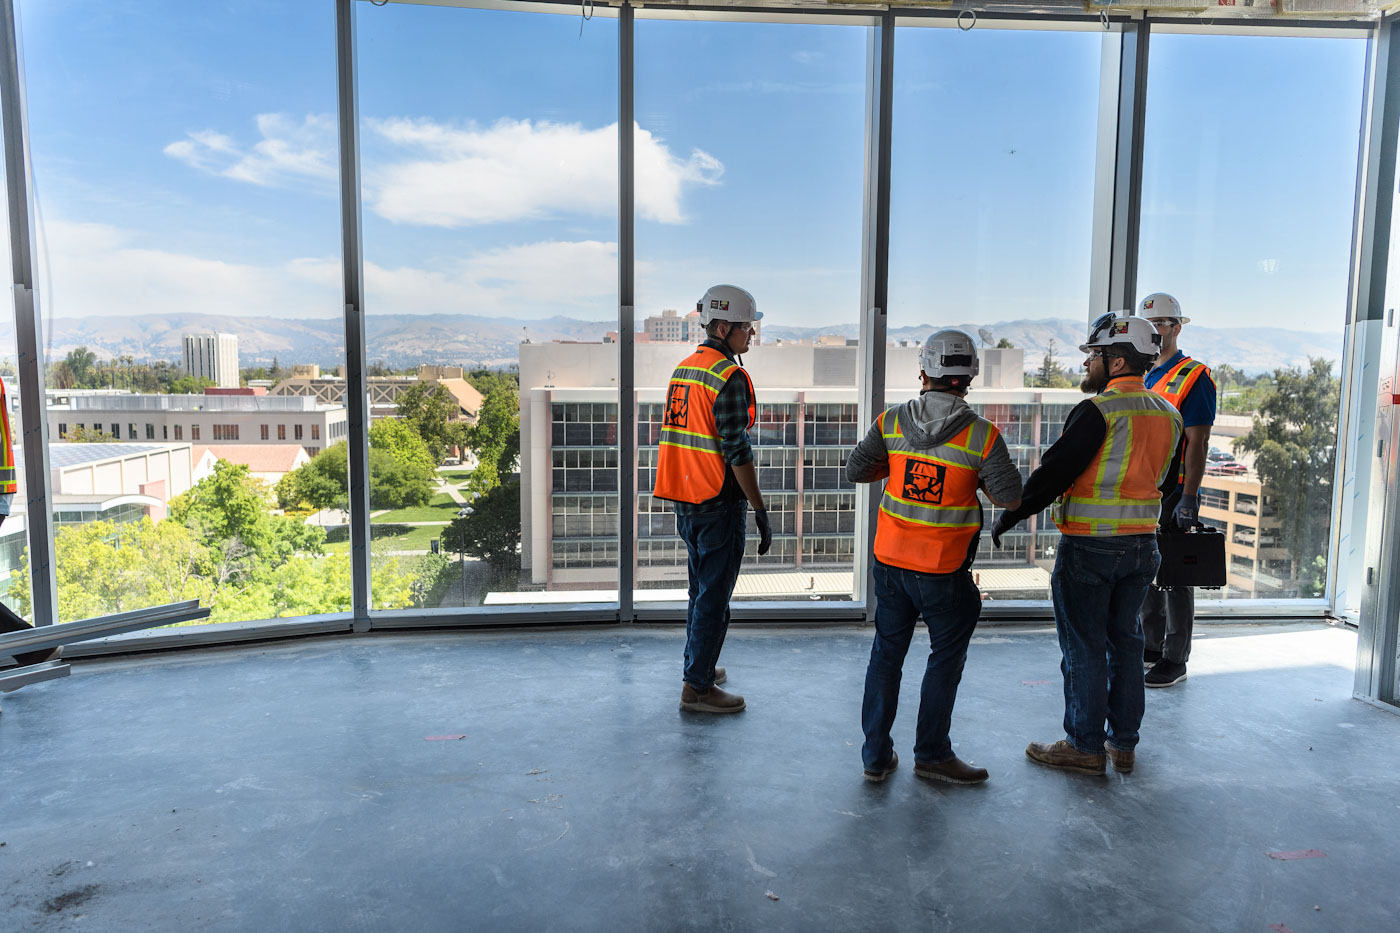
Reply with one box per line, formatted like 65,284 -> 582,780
676,502 -> 747,690
861,561 -> 982,769
1050,534 -> 1160,754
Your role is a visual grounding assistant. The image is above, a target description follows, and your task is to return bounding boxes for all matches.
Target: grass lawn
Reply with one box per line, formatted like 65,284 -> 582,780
325,524 -> 445,554
437,469 -> 475,484
370,499 -> 460,524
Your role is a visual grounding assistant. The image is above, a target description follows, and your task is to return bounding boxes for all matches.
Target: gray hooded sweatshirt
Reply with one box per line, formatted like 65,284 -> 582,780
845,390 -> 1023,507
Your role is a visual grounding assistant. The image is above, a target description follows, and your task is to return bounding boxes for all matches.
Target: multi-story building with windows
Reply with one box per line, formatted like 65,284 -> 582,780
182,333 -> 240,388
519,339 -> 1091,596
270,363 -> 484,423
47,394 -> 348,458
642,309 -> 707,344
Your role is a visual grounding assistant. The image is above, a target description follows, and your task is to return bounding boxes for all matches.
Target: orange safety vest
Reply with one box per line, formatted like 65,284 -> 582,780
0,376 -> 14,495
1053,377 -> 1183,537
873,408 -> 997,574
1150,354 -> 1213,485
652,346 -> 756,504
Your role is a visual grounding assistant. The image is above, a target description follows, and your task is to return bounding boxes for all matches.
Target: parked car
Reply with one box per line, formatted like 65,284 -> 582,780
1207,446 -> 1234,463
1206,462 -> 1247,476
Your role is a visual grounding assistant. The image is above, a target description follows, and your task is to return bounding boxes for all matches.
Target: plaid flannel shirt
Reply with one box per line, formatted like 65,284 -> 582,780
672,339 -> 754,516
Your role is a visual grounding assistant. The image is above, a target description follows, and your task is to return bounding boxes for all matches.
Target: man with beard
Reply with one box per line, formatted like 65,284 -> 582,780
992,313 -> 1182,775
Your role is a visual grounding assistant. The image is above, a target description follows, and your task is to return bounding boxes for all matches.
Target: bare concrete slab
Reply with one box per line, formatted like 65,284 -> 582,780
1,622 -> 1395,931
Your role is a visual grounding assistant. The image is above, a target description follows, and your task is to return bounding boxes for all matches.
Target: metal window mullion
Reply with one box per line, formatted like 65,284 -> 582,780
1350,22 -> 1400,707
0,0 -> 56,628
335,0 -> 372,629
618,2 -> 636,623
1108,20 -> 1149,315
857,13 -> 893,618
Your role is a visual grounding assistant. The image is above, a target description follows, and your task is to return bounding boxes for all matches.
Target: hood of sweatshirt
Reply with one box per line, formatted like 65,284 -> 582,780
896,390 -> 976,450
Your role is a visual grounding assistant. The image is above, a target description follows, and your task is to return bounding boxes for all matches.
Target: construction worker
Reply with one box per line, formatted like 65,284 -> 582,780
652,285 -> 772,714
846,330 -> 1022,784
992,313 -> 1182,776
0,372 -> 59,669
1137,293 -> 1216,688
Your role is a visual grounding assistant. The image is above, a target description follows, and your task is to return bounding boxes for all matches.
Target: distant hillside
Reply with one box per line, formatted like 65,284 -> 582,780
1,313 -> 1342,377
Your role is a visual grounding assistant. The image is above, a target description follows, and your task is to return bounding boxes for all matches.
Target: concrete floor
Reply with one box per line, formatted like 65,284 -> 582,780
1,622 -> 1396,932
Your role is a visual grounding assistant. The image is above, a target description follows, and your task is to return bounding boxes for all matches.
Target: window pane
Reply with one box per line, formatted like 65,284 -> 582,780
889,24 -> 1104,600
1137,32 -> 1365,599
21,1 -> 350,626
634,16 -> 867,602
359,3 -> 618,607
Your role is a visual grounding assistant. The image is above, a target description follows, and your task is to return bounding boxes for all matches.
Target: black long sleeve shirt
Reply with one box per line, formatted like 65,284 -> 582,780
1000,391 -> 1184,528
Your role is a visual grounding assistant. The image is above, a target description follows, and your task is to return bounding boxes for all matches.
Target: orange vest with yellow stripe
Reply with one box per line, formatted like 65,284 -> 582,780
1150,354 -> 1212,410
0,377 -> 14,495
874,408 -> 997,574
652,346 -> 756,504
1149,354 -> 1212,484
1053,377 -> 1182,537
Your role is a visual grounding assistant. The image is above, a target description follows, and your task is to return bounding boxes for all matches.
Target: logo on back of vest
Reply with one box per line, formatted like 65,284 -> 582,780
665,384 -> 690,427
902,460 -> 946,504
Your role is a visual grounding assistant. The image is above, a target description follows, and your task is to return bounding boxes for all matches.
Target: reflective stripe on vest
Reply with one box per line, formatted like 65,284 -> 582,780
873,407 -> 996,574
1053,379 -> 1182,537
0,378 -> 13,495
651,346 -> 756,504
1150,355 -> 1211,484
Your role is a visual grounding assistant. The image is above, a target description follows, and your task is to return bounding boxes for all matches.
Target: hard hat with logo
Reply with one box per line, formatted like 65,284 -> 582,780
919,329 -> 980,385
1079,311 -> 1162,357
697,285 -> 761,325
1139,292 -> 1190,324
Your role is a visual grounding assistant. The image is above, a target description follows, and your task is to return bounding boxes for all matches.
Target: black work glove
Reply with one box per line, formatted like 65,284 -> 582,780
754,507 -> 773,556
991,512 -> 1017,549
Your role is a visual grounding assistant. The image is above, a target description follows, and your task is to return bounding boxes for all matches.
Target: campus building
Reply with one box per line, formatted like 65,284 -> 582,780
46,393 -> 348,458
182,333 -> 240,389
270,363 -> 485,423
518,339 -> 1096,597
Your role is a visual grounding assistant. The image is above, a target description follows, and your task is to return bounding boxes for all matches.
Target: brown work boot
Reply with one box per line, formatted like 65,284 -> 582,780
914,755 -> 989,785
714,667 -> 726,686
1105,742 -> 1135,774
863,750 -> 898,783
680,682 -> 745,714
1025,740 -> 1106,775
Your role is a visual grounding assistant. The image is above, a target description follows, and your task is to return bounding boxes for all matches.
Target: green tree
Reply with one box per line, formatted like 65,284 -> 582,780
396,382 -> 458,462
441,477 -> 520,570
466,385 -> 520,494
1028,338 -> 1075,389
170,460 -> 324,583
995,337 -> 1015,349
13,519 -> 212,622
66,347 -> 98,387
61,424 -> 117,443
169,374 -> 216,394
370,417 -> 438,478
277,442 -> 349,511
1234,358 -> 1339,597
275,441 -> 432,511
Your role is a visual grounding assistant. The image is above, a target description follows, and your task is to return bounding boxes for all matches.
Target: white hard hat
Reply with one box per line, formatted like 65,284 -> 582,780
919,329 -> 979,384
1080,311 -> 1162,358
1139,292 -> 1190,325
697,284 -> 761,326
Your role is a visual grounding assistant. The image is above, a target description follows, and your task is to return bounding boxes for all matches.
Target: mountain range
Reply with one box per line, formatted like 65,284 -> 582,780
1,312 -> 1343,376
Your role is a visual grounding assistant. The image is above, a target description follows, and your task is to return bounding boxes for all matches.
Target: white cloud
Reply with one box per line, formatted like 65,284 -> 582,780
37,220 -> 619,321
164,113 -> 338,188
367,117 -> 721,227
39,221 -> 337,320
792,50 -> 824,64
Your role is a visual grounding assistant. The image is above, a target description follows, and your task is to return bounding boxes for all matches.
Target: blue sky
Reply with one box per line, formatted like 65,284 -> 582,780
4,1 -> 1371,350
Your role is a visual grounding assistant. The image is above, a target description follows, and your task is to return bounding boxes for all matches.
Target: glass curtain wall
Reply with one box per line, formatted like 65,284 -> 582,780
0,86 -> 20,618
357,1 -> 620,609
634,14 -> 869,604
1136,30 -> 1367,601
887,22 -> 1105,600
17,0 -> 349,625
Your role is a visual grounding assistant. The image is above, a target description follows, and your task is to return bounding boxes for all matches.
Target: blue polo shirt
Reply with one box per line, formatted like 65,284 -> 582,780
1145,350 -> 1216,429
